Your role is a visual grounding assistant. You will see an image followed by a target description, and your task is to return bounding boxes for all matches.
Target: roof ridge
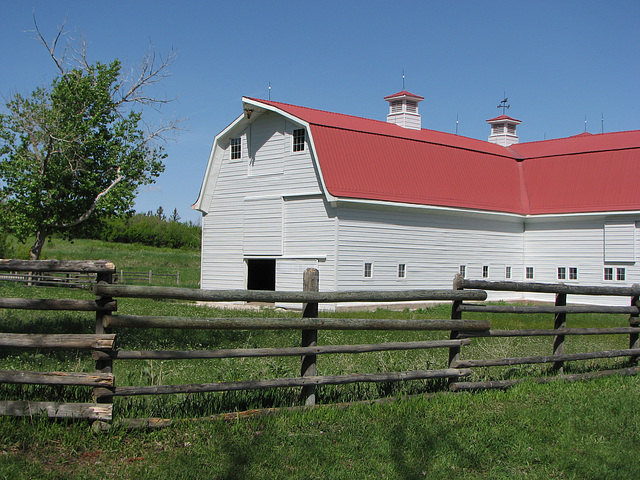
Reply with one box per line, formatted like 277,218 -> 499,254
248,97 -> 515,159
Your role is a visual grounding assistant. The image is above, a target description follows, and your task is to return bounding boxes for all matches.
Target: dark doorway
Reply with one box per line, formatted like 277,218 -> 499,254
246,259 -> 276,290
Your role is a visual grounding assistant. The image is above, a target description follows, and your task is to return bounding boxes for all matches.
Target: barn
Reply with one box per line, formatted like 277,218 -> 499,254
193,92 -> 640,308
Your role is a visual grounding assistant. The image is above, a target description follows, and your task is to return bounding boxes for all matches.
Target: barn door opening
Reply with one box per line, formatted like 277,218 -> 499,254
246,259 -> 276,291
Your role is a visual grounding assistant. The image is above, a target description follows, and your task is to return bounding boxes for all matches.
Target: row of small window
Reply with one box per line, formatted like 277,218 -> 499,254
229,129 -> 306,160
463,264 -> 628,281
363,262 -> 406,278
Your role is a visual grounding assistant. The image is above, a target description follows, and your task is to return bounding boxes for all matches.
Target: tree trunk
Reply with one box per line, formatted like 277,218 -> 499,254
30,229 -> 47,260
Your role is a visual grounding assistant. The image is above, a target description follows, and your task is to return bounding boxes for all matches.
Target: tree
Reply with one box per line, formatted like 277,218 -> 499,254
0,19 -> 179,259
169,208 -> 181,222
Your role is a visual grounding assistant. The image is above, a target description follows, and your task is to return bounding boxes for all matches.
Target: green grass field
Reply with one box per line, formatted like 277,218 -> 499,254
1,239 -> 639,478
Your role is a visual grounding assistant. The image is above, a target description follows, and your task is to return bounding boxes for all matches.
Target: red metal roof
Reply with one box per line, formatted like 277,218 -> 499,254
383,90 -> 425,101
487,114 -> 522,123
244,98 -> 640,215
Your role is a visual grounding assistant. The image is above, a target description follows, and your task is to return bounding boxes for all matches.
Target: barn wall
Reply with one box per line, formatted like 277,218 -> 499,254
523,215 -> 640,305
200,112 -> 333,294
335,204 -> 525,300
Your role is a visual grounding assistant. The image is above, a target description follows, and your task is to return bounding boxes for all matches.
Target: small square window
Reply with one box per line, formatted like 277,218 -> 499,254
569,267 -> 578,280
617,267 -> 626,281
526,267 -> 534,279
293,129 -> 305,152
557,267 -> 566,280
505,266 -> 512,279
230,137 -> 241,160
604,267 -> 613,281
482,266 -> 489,278
398,264 -> 406,278
364,262 -> 372,278
459,265 -> 466,278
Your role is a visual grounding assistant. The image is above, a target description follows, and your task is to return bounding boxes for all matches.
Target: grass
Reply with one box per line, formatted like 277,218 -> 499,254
1,239 -> 639,478
9,237 -> 202,288
1,377 -> 639,479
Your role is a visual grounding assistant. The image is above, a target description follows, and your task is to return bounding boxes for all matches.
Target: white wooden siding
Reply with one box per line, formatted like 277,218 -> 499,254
200,112 -> 325,292
604,222 -> 636,262
243,197 -> 283,255
335,205 -> 524,293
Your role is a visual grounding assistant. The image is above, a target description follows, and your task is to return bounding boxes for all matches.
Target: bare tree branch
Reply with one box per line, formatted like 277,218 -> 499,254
54,167 -> 125,229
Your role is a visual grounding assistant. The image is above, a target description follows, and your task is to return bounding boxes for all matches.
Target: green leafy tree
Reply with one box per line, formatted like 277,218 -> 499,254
0,20 -> 178,259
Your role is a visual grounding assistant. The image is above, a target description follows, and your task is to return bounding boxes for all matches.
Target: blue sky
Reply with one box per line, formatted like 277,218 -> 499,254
1,1 -> 639,223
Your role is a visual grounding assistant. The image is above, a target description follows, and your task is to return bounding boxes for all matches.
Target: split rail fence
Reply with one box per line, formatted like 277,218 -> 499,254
2,260 -> 640,424
448,275 -> 640,391
0,260 -> 488,422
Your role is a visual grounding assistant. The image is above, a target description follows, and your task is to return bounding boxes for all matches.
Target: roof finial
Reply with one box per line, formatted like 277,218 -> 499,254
402,69 -> 405,90
268,81 -> 271,100
497,94 -> 510,114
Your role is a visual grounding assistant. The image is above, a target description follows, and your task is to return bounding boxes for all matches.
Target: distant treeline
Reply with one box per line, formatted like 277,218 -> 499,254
83,208 -> 201,250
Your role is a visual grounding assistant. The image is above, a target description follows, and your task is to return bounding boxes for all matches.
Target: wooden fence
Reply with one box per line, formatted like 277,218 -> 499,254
448,275 -> 640,391
2,261 -> 640,423
0,260 -> 488,422
0,260 -> 117,421
115,270 -> 180,285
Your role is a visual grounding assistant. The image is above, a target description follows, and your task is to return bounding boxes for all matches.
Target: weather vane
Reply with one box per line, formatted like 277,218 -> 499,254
497,96 -> 510,114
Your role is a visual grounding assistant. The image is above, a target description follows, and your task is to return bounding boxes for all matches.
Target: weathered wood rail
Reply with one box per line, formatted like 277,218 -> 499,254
92,270 -> 489,405
449,276 -> 640,391
0,259 -> 116,421
1,260 -> 489,421
4,259 -> 640,423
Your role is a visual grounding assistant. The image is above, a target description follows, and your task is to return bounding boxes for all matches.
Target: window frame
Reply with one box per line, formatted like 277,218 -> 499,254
363,262 -> 373,279
505,266 -> 512,279
459,265 -> 466,278
230,137 -> 242,161
397,263 -> 406,279
604,267 -> 613,281
557,267 -> 566,280
525,266 -> 534,280
569,267 -> 578,280
482,265 -> 489,278
617,267 -> 626,281
292,128 -> 306,153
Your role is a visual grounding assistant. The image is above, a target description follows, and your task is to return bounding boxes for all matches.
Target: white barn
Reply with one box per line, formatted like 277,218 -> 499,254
193,92 -> 640,307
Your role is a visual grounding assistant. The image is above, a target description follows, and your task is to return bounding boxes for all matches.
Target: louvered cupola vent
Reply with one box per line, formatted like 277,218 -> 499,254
384,91 -> 424,130
487,115 -> 522,147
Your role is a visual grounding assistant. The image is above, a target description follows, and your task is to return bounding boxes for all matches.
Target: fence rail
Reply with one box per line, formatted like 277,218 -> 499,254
449,275 -> 640,391
2,261 -> 640,424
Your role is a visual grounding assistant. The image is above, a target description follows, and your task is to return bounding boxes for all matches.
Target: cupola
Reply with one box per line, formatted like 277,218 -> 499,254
487,114 -> 522,147
384,90 -> 424,130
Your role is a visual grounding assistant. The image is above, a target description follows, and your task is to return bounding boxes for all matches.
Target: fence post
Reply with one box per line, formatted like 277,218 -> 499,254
553,293 -> 567,373
94,269 -> 115,407
149,270 -> 153,284
301,268 -> 319,406
629,289 -> 639,365
176,271 -> 180,285
449,274 -> 464,368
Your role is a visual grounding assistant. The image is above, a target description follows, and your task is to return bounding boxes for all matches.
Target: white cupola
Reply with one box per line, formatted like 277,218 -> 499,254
384,90 -> 424,130
487,114 -> 522,147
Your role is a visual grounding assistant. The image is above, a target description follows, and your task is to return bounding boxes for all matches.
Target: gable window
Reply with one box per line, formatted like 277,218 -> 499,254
293,128 -> 305,152
557,267 -> 566,280
398,263 -> 406,279
526,267 -> 534,279
482,266 -> 489,278
617,267 -> 626,281
459,265 -> 466,278
569,267 -> 578,280
230,137 -> 242,160
363,262 -> 373,278
505,266 -> 512,279
604,267 -> 613,281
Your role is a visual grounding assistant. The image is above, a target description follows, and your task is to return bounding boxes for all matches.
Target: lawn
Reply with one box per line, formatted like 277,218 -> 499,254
1,239 -> 639,478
